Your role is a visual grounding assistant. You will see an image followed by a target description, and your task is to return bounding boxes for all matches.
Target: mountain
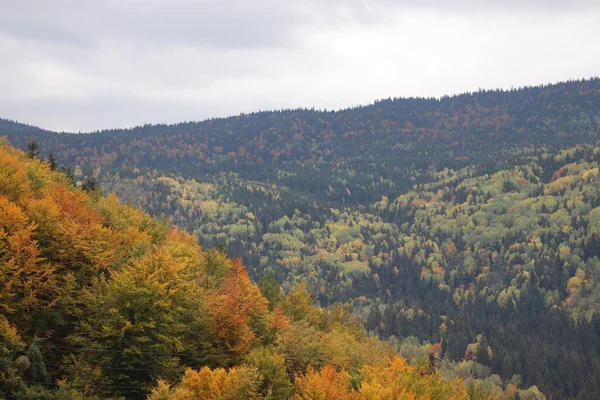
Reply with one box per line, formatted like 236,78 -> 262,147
0,140 -> 509,399
4,78 -> 600,398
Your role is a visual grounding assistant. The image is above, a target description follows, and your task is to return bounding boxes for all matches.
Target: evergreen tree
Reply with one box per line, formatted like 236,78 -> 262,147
26,140 -> 39,159
48,153 -> 57,171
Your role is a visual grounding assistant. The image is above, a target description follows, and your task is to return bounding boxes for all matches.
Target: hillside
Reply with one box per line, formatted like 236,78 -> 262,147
92,143 -> 600,398
0,140 -> 518,399
4,78 -> 600,398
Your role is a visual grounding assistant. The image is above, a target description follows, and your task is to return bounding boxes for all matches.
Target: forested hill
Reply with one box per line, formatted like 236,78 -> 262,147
2,78 -> 600,205
3,78 -> 600,399
0,140 -> 502,399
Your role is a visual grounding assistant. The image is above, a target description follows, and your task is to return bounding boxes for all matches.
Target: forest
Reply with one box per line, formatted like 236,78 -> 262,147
3,78 -> 600,399
0,140 -> 514,399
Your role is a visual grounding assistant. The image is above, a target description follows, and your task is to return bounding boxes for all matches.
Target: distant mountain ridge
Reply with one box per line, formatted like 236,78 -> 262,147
3,77 -> 599,135
2,78 -> 599,206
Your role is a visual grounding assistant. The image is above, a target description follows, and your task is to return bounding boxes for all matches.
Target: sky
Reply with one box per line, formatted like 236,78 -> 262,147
0,0 -> 599,132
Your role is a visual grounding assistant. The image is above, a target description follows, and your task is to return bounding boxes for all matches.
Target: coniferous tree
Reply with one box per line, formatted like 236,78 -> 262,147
26,140 -> 39,159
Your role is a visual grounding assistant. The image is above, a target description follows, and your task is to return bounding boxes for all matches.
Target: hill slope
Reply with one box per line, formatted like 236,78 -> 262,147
4,78 -> 600,398
0,140 -> 499,399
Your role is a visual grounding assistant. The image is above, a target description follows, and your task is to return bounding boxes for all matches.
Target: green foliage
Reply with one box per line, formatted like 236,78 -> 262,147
26,140 -> 39,159
258,275 -> 284,311
245,347 -> 295,399
24,339 -> 50,385
68,251 -> 189,396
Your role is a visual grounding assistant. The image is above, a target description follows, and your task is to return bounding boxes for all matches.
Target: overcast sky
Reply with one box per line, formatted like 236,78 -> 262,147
1,0 -> 599,132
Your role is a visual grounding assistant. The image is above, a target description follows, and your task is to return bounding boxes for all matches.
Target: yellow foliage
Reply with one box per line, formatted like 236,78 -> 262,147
150,366 -> 262,400
545,175 -> 578,194
199,199 -> 219,215
293,357 -> 470,400
294,365 -> 356,400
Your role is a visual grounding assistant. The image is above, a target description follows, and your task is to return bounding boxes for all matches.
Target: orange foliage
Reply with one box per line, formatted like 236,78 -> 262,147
550,167 -> 565,182
208,258 -> 270,358
293,356 -> 470,399
294,365 -> 355,400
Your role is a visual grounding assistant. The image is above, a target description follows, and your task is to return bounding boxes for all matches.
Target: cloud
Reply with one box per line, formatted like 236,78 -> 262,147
1,1 -> 596,49
0,0 -> 598,131
0,0 -> 375,50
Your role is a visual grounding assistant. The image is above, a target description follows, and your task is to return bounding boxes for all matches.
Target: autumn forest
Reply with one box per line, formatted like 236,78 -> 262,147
2,78 -> 600,399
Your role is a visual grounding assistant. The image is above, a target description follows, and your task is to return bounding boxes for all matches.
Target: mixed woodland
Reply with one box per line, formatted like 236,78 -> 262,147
0,140 -> 498,399
3,78 -> 600,398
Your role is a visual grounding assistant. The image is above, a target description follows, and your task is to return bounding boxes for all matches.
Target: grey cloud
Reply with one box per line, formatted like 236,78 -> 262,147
377,0 -> 598,13
0,0 -> 384,51
2,0 -> 594,52
0,0 -> 303,50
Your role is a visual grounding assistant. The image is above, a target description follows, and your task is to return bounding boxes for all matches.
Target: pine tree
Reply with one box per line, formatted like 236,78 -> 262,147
26,140 -> 39,159
48,153 -> 57,171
